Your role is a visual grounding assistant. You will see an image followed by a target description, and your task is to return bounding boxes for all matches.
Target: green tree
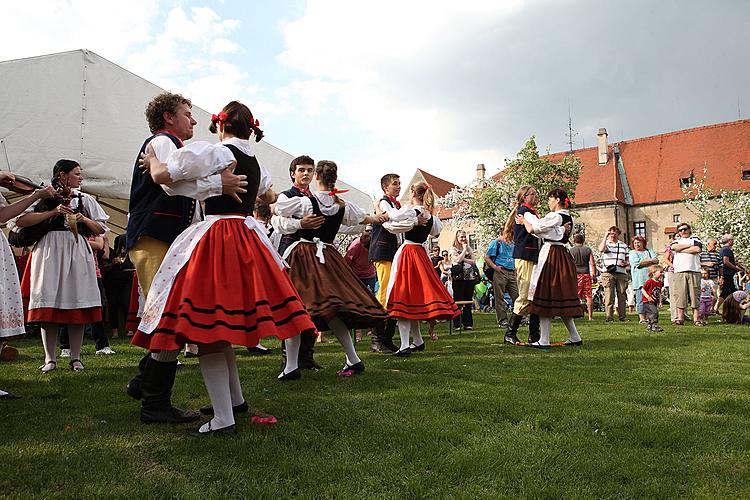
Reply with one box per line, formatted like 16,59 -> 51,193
441,136 -> 581,249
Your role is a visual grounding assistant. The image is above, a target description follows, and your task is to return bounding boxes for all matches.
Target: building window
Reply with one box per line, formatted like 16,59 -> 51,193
468,234 -> 477,250
679,173 -> 694,188
673,214 -> 681,223
743,170 -> 750,180
633,221 -> 646,238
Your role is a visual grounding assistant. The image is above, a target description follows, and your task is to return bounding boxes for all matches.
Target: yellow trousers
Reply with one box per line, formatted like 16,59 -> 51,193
374,260 -> 393,307
512,258 -> 535,316
128,236 -> 170,297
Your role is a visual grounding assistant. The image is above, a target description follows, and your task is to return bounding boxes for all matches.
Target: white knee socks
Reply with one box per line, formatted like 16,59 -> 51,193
410,320 -> 423,346
562,317 -> 581,342
198,352 -> 234,432
329,317 -> 361,366
223,346 -> 244,406
282,335 -> 301,376
397,319 -> 411,350
68,325 -> 84,361
539,316 -> 552,346
40,324 -> 57,364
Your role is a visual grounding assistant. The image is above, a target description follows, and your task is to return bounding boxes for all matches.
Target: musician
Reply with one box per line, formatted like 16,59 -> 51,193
15,160 -> 108,373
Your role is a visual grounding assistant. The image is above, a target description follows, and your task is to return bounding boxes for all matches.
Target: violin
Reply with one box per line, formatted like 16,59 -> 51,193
0,175 -> 43,195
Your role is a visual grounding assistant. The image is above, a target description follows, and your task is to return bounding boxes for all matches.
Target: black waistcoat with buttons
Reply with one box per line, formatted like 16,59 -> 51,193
126,132 -> 196,250
404,208 -> 434,244
204,144 -> 260,216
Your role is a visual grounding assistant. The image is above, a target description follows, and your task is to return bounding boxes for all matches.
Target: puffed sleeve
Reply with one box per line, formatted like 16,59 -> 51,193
80,193 -> 109,231
274,193 -> 312,218
382,206 -> 417,234
166,142 -> 235,182
531,212 -> 563,240
429,214 -> 443,236
258,163 -> 272,197
342,201 -> 367,226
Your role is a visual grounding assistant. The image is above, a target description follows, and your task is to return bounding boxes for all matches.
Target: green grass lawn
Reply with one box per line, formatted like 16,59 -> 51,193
2,311 -> 750,499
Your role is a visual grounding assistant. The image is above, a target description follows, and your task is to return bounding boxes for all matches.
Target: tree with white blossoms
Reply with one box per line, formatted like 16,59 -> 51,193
682,166 -> 750,264
441,136 -> 581,249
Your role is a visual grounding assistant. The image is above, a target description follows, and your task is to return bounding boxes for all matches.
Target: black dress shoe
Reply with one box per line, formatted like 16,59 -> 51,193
563,339 -> 583,347
277,368 -> 302,381
382,339 -> 399,353
409,342 -> 425,352
340,361 -> 365,374
247,346 -> 273,356
200,401 -> 249,416
504,333 -> 520,345
186,422 -> 236,437
0,392 -> 21,400
394,348 -> 412,357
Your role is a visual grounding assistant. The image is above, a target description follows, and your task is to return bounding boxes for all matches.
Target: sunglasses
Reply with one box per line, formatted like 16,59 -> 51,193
678,227 -> 690,232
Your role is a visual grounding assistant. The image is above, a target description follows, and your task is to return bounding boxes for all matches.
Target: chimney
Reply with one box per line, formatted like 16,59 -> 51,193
597,128 -> 608,165
476,163 -> 486,180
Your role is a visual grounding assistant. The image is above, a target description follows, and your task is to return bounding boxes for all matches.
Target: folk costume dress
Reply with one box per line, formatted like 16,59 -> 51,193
385,206 -> 460,322
0,195 -> 25,338
275,191 -> 388,331
19,191 -> 107,324
132,138 -> 316,351
525,209 -> 583,347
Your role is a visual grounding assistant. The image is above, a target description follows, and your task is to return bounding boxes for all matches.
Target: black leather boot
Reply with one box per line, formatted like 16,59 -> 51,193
140,358 -> 201,424
126,353 -> 150,400
381,318 -> 399,352
298,331 -> 322,370
371,320 -> 396,353
504,313 -> 523,344
528,314 -> 541,344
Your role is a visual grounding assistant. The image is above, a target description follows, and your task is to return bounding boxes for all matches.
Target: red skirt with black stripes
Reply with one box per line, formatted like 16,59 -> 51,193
386,244 -> 460,320
130,218 -> 316,351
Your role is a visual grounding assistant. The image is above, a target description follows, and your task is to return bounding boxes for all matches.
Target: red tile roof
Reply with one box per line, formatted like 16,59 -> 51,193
494,119 -> 750,206
417,168 -> 459,198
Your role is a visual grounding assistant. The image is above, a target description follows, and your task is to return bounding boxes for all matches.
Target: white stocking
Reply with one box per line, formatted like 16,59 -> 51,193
539,316 -> 552,345
410,320 -> 423,346
397,319 -> 411,350
282,335 -> 301,376
223,346 -> 244,406
562,317 -> 581,342
68,324 -> 84,361
198,352 -> 234,431
40,323 -> 57,364
329,317 -> 361,366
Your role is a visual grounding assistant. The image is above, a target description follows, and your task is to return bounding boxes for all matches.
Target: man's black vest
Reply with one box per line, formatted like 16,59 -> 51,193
513,204 -> 540,263
368,196 -> 399,262
126,132 -> 196,250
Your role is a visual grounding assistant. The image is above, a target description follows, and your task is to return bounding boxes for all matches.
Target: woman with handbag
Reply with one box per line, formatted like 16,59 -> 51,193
450,230 -> 478,330
15,160 -> 108,373
629,236 -> 659,325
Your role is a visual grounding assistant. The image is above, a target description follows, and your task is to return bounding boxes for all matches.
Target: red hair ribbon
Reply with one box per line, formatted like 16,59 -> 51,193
211,112 -> 228,122
328,188 -> 349,196
424,183 -> 432,189
254,118 -> 260,127
564,197 -> 571,208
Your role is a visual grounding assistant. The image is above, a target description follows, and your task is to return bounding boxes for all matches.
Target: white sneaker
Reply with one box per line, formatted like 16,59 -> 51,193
59,348 -> 71,358
96,346 -> 116,355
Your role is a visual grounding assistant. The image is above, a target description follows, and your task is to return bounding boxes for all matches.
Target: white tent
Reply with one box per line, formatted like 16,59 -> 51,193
0,49 -> 371,232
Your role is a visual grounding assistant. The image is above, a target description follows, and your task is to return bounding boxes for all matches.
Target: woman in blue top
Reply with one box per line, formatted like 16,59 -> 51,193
484,227 -> 518,328
629,236 -> 659,325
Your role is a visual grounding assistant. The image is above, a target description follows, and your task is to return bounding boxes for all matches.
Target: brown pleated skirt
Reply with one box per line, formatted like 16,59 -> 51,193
287,242 -> 388,331
529,245 -> 583,318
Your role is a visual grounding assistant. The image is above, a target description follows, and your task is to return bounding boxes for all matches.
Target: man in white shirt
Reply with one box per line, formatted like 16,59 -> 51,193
598,226 -> 630,322
671,223 -> 703,325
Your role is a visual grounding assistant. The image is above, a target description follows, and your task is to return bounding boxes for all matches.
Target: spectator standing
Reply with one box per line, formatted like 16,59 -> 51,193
629,236 -> 659,324
699,269 -> 718,322
670,223 -> 703,326
664,235 -> 678,322
450,230 -> 477,330
484,228 -> 518,328
641,265 -> 664,332
569,234 -> 597,320
429,247 -> 443,278
717,234 -> 745,312
700,238 -> 722,280
345,229 -> 378,294
598,226 -> 630,322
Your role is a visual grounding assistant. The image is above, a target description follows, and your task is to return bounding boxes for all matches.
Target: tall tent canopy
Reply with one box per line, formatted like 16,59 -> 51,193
0,49 -> 371,232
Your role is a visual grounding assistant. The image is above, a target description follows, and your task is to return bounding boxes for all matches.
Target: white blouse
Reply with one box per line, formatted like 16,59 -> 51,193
529,209 -> 567,241
14,190 -> 109,232
274,190 -> 368,228
385,204 -> 443,237
163,138 -> 272,199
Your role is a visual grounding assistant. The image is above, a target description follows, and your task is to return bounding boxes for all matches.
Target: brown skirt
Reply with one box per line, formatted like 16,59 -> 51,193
529,245 -> 583,318
287,242 -> 388,331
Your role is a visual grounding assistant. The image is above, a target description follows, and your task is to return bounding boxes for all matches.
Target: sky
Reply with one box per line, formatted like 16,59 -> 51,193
1,0 -> 749,195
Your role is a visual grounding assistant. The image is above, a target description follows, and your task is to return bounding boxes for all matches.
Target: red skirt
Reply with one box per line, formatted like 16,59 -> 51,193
529,245 -> 583,318
287,242 -> 387,331
131,219 -> 316,351
125,271 -> 140,332
386,245 -> 460,320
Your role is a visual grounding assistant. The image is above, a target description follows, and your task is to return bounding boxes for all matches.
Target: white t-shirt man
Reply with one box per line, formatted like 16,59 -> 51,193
672,237 -> 702,273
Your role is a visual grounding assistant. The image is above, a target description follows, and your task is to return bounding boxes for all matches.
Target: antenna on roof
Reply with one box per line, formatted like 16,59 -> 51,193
565,99 -> 578,152
738,96 -> 742,120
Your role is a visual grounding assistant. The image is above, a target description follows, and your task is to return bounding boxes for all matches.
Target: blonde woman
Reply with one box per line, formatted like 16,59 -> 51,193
450,230 -> 477,330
